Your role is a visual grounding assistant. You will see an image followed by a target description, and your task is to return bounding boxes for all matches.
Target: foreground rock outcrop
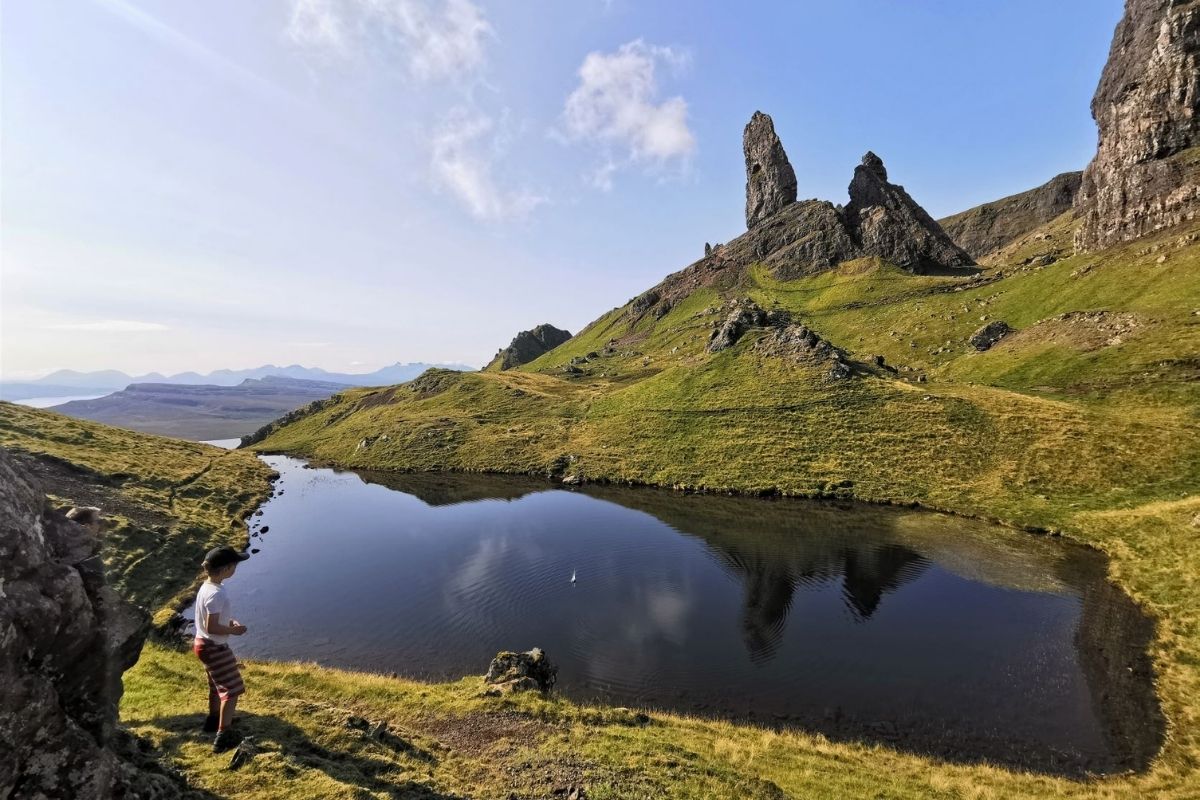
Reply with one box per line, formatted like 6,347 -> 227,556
939,171 -> 1083,259
0,448 -> 176,798
1075,0 -> 1200,251
744,111 -> 798,229
486,324 -> 573,371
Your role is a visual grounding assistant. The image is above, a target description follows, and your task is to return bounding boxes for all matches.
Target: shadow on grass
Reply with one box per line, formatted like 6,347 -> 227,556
147,711 -> 462,799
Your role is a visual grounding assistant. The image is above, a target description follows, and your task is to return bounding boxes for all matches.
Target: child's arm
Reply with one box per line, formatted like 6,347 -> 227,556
205,613 -> 248,635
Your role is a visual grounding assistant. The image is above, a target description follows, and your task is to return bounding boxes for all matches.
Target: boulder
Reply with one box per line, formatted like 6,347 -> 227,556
970,320 -> 1013,351
1075,0 -> 1200,251
744,111 -> 798,229
484,648 -> 558,694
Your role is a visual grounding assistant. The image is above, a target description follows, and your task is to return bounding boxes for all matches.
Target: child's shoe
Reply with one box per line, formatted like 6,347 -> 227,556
213,728 -> 242,753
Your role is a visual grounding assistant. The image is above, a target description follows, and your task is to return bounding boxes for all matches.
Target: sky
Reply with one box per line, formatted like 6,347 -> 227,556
0,0 -> 1124,378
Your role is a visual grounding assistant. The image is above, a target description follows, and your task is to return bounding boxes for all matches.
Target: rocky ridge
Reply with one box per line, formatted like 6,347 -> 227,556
706,297 -> 864,379
486,324 -> 573,371
1075,0 -> 1200,251
627,118 -> 973,322
938,171 -> 1083,260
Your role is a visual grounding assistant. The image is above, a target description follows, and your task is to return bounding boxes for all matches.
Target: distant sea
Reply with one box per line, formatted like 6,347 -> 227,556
16,394 -> 108,408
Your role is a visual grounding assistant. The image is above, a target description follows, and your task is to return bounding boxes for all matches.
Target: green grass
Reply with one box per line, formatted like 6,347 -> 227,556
0,402 -> 274,623
238,217 -> 1200,797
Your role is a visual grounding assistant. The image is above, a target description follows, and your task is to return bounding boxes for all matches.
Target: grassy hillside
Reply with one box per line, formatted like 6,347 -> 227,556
244,215 -> 1200,796
0,402 -> 274,622
251,219 -> 1200,528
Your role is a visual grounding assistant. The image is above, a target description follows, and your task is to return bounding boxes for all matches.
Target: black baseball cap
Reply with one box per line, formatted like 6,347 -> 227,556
203,545 -> 250,570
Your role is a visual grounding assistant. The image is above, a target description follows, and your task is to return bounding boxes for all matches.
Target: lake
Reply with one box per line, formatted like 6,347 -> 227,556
15,393 -> 109,408
189,455 -> 1162,775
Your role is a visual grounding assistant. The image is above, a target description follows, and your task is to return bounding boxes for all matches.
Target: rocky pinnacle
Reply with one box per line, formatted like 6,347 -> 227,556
844,152 -> 975,272
1075,0 -> 1200,251
744,111 -> 798,229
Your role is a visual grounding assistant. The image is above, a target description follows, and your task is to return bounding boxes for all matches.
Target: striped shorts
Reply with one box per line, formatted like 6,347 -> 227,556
193,638 -> 245,701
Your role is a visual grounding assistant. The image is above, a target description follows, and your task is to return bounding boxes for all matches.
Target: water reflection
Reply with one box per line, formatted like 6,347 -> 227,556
214,461 -> 1162,776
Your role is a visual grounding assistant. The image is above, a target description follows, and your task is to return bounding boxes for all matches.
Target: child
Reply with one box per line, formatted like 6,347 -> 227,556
193,545 -> 250,753
65,505 -> 104,535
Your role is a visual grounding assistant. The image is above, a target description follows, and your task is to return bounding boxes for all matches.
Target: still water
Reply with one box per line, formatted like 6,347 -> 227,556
15,393 -> 108,408
193,455 -> 1161,775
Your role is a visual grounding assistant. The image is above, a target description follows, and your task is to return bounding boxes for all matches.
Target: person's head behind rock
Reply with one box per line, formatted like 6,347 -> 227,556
66,505 -> 103,535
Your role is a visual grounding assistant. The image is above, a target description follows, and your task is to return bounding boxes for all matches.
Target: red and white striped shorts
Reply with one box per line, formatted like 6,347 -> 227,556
193,638 -> 245,701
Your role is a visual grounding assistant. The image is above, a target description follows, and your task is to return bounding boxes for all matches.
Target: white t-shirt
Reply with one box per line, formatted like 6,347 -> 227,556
195,580 -> 233,644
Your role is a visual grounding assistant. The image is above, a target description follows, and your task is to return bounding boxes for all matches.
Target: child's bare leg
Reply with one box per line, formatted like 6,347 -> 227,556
219,696 -> 238,731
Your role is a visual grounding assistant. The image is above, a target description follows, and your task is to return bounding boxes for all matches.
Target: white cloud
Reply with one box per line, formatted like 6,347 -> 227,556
285,0 -> 492,82
285,0 -> 349,55
562,39 -> 696,185
46,320 -> 169,332
431,108 -> 545,221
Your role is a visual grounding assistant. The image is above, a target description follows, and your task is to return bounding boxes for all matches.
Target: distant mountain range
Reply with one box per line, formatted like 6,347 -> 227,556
44,376 -> 352,441
0,362 -> 474,401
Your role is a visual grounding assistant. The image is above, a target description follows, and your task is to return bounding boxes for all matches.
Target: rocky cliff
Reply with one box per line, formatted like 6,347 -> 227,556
486,324 -> 573,371
627,123 -> 974,321
0,448 -> 180,798
843,152 -> 975,272
939,171 -> 1083,259
1075,0 -> 1200,251
744,111 -> 798,229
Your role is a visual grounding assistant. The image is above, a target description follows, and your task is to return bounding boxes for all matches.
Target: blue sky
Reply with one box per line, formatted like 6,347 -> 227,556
1,0 -> 1123,378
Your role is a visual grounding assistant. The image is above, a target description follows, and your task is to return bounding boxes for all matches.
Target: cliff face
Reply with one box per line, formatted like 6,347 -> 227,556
1075,0 -> 1200,251
486,324 -> 573,371
939,171 -> 1083,260
0,448 -> 166,799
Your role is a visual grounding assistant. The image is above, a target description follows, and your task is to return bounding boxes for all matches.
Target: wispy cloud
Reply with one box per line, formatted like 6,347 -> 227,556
91,0 -> 293,104
561,39 -> 696,188
46,320 -> 169,332
285,0 -> 492,82
431,108 -> 545,221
